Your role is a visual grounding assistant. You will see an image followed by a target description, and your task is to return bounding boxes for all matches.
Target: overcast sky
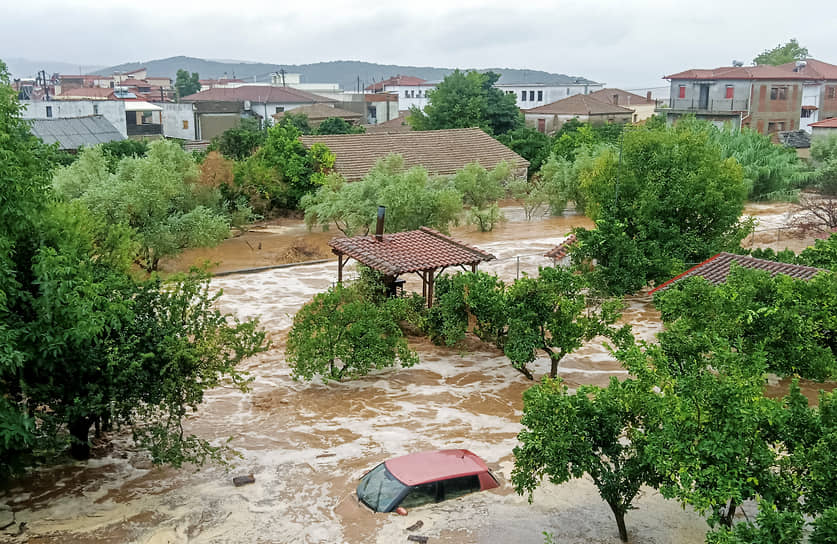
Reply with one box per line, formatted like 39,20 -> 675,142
2,0 -> 835,88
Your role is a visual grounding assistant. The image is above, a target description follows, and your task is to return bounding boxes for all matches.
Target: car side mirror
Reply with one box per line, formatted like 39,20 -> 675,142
395,507 -> 408,516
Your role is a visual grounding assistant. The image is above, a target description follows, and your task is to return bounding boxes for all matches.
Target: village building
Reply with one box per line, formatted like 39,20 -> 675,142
495,77 -> 605,110
587,88 -> 658,123
660,65 -> 809,135
809,117 -> 837,137
523,93 -> 633,134
775,59 -> 837,133
300,127 -> 529,181
20,99 -> 129,137
366,75 -> 436,112
272,103 -> 363,128
180,85 -> 336,127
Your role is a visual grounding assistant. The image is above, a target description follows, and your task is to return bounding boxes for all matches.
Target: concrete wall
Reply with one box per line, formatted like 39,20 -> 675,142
20,100 -> 127,137
525,111 -> 632,134
496,83 -> 605,109
812,126 -> 837,138
197,113 -> 240,140
162,103 -> 196,140
820,82 -> 837,123
386,85 -> 434,111
746,80 -> 803,135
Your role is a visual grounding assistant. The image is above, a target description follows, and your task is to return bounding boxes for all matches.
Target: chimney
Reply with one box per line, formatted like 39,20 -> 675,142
647,91 -> 652,101
375,206 -> 386,242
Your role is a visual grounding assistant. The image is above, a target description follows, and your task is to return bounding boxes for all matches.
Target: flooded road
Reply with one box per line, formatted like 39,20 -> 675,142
1,202 -> 829,543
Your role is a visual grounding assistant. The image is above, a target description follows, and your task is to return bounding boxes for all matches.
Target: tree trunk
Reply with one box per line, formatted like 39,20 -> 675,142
549,355 -> 560,378
609,502 -> 629,542
720,499 -> 737,528
514,364 -> 534,380
69,417 -> 92,460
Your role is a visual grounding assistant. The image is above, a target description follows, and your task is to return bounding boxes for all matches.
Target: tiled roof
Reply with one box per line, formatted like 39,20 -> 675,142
776,59 -> 837,80
810,118 -> 837,128
272,103 -> 362,121
665,65 -> 810,80
366,75 -> 428,91
588,88 -> 655,106
545,234 -> 577,259
181,85 -> 336,104
329,226 -> 495,276
29,115 -> 125,150
364,113 -> 413,134
649,252 -> 824,293
300,128 -> 529,181
778,130 -> 811,148
524,93 -> 634,115
56,87 -> 116,99
118,78 -> 149,86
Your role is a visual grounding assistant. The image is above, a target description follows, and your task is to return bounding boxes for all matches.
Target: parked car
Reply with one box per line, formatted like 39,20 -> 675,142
356,449 -> 499,513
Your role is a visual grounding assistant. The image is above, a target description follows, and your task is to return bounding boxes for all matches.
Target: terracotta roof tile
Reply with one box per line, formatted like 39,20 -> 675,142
588,88 -> 656,106
363,113 -> 412,134
366,75 -> 429,91
649,252 -> 825,293
665,65 -> 810,80
181,85 -> 336,104
329,226 -> 495,276
776,59 -> 837,80
524,94 -> 634,115
545,234 -> 577,259
810,118 -> 837,128
300,128 -> 528,181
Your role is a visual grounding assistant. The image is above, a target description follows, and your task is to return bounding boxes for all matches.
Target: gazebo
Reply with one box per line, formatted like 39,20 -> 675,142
328,226 -> 495,306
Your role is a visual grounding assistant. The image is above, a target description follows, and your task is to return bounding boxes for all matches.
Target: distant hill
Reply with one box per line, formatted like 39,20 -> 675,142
5,57 -> 105,79
94,56 -> 600,91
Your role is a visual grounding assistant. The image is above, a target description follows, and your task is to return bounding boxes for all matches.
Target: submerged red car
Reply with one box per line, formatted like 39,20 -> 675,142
356,449 -> 500,513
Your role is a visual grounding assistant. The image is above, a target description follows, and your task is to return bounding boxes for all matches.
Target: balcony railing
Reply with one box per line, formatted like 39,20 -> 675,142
668,98 -> 749,112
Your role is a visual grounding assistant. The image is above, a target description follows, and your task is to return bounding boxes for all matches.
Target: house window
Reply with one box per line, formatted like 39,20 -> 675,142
767,121 -> 785,133
566,88 -> 570,96
828,86 -> 837,99
801,108 -> 812,118
275,106 -> 284,113
93,104 -> 99,114
45,106 -> 52,118
770,87 -> 787,100
404,90 -> 409,98
678,85 -> 686,99
529,91 -> 535,101
182,120 -> 189,129
725,85 -> 734,99
521,91 -> 527,102
537,90 -> 543,101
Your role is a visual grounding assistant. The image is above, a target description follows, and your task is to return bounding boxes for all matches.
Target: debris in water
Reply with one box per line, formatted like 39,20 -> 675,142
232,474 -> 256,487
315,452 -> 336,458
407,536 -> 428,544
406,520 -> 423,532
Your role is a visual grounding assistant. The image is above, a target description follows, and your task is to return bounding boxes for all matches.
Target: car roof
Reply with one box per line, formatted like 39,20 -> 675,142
384,449 -> 491,486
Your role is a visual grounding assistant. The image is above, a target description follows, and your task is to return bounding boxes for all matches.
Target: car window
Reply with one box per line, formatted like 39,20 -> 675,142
398,482 -> 440,509
357,463 -> 409,512
442,475 -> 480,500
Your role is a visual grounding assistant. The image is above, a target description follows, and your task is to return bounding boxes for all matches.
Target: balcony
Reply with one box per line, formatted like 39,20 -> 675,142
667,97 -> 749,113
126,123 -> 163,137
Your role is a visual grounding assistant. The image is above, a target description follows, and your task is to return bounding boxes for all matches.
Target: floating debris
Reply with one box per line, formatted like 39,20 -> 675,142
232,474 -> 256,487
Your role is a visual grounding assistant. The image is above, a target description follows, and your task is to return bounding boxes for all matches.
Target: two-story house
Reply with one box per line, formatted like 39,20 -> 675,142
661,65 -> 808,135
366,75 -> 434,112
775,59 -> 837,133
494,78 -> 604,110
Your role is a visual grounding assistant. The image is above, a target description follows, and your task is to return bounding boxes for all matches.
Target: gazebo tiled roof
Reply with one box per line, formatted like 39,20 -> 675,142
649,252 -> 825,294
329,227 -> 495,276
545,234 -> 577,259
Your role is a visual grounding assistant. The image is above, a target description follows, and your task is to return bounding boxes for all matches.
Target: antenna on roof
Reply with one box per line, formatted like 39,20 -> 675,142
732,60 -> 744,67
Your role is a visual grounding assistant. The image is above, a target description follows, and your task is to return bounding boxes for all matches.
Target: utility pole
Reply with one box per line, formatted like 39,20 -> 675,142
279,68 -> 286,87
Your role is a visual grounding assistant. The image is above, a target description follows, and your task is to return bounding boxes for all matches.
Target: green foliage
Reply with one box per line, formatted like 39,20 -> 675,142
301,154 -> 462,236
286,284 -> 418,381
799,233 -> 837,269
705,502 -> 804,544
513,377 -> 658,542
316,117 -> 365,135
427,268 -> 627,379
551,120 -> 623,161
570,122 -> 751,295
52,140 -> 232,271
811,134 -> 837,195
408,70 -> 522,135
496,127 -> 552,174
276,112 -> 312,134
217,118 -> 266,161
753,39 -> 809,66
98,139 -> 149,171
175,69 -> 201,98
810,507 -> 837,544
1,64 -> 268,473
508,177 -> 548,220
654,266 -> 837,380
452,161 -> 512,231
679,118 -> 808,199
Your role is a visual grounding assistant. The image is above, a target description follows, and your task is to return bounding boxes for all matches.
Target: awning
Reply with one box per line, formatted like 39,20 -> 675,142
802,105 -> 818,111
124,101 -> 163,112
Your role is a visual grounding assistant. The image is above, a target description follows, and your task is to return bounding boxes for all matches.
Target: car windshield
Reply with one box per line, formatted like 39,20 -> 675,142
356,463 -> 408,512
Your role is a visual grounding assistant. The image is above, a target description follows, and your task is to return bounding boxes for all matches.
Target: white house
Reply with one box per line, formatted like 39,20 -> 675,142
20,99 -> 128,137
181,85 -> 337,126
494,79 -> 604,110
366,75 -> 435,112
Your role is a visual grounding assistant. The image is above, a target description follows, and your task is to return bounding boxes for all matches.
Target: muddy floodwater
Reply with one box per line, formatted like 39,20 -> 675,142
2,203 -> 831,543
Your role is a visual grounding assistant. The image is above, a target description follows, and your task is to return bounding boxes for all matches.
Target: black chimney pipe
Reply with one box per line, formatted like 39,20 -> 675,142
375,206 -> 386,242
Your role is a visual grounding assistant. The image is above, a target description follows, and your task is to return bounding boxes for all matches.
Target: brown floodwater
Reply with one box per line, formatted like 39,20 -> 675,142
1,202 -> 830,543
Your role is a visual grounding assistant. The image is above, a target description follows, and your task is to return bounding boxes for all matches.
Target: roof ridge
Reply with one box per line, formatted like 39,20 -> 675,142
418,227 -> 496,259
